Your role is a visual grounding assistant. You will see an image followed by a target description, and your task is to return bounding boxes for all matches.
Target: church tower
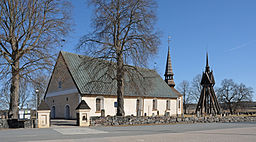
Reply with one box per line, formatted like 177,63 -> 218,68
164,36 -> 175,87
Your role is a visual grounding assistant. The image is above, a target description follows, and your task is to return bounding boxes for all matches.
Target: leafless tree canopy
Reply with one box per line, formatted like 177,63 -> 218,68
217,79 -> 253,114
0,80 -> 10,109
190,74 -> 202,103
30,73 -> 49,108
79,0 -> 160,116
0,0 -> 71,118
177,80 -> 191,114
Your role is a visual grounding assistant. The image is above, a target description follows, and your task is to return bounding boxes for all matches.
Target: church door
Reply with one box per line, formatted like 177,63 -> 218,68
65,105 -> 70,119
51,106 -> 55,119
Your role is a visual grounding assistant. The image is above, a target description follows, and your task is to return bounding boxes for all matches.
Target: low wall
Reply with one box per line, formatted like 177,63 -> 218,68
90,116 -> 256,126
0,119 -> 35,128
0,119 -> 8,128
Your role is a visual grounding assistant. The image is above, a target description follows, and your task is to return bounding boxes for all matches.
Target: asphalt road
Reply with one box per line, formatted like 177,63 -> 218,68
0,122 -> 256,142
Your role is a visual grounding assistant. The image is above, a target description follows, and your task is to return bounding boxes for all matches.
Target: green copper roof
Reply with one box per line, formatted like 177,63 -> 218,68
61,51 -> 181,98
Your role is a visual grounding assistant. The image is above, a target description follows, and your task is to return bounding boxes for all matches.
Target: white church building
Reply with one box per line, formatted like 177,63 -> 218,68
44,49 -> 183,119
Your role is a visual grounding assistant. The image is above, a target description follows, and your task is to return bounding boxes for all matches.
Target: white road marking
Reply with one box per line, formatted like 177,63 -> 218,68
53,127 -> 108,135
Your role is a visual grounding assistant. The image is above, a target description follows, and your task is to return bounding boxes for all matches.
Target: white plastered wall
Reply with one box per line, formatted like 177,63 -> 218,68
82,96 -> 179,117
143,98 -> 177,116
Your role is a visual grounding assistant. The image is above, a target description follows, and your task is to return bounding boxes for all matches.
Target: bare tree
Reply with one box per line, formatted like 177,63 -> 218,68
190,74 -> 202,103
0,78 -> 29,110
0,0 -> 71,118
0,73 -> 49,110
79,0 -> 160,116
216,79 -> 253,114
177,80 -> 191,114
0,80 -> 10,109
19,78 -> 30,109
30,73 -> 49,108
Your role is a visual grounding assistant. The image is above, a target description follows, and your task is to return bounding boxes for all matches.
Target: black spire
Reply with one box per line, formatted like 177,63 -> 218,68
205,52 -> 210,72
164,36 -> 175,87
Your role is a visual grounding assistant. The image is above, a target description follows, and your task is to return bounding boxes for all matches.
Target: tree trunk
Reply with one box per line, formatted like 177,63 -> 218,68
227,102 -> 233,114
183,92 -> 186,114
184,103 -> 187,114
116,52 -> 125,116
9,60 -> 20,119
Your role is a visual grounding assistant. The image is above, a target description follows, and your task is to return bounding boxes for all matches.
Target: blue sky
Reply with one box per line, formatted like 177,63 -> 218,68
63,0 -> 256,99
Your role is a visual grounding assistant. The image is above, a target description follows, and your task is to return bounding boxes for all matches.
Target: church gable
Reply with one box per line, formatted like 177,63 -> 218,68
45,52 -> 79,97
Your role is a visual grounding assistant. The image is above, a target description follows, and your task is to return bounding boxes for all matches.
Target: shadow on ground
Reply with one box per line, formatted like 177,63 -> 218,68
51,119 -> 77,127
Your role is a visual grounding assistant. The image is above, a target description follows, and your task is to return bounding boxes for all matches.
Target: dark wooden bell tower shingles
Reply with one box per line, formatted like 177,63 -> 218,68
196,53 -> 221,115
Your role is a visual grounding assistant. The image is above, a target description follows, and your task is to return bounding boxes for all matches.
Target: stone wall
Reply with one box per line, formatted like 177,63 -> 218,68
90,116 -> 256,126
0,119 -> 35,128
0,119 -> 8,128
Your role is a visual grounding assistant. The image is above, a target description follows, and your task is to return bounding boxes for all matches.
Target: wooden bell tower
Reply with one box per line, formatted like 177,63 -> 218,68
195,53 -> 221,115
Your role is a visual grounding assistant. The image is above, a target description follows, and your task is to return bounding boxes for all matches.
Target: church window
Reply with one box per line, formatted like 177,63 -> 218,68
114,102 -> 117,107
96,98 -> 101,112
136,98 -> 143,116
153,99 -> 157,110
58,81 -> 62,88
178,99 -> 181,109
166,100 -> 170,110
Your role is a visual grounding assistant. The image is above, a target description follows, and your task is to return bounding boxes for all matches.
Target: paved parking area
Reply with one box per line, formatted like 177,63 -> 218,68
0,122 -> 256,142
53,127 -> 107,135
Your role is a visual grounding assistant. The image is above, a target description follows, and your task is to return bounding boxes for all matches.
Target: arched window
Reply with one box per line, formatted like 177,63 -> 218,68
178,99 -> 181,109
136,98 -> 143,116
96,97 -> 104,112
166,100 -> 170,110
58,81 -> 62,88
153,99 -> 157,110
96,98 -> 101,112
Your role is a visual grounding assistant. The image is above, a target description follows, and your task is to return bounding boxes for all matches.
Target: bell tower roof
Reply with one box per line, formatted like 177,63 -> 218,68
164,36 -> 175,87
205,52 -> 210,72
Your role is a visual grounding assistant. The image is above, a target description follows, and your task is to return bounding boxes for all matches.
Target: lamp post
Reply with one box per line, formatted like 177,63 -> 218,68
35,89 -> 39,127
35,89 -> 40,109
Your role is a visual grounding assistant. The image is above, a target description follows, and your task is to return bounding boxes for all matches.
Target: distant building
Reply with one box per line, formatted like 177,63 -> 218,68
44,49 -> 182,119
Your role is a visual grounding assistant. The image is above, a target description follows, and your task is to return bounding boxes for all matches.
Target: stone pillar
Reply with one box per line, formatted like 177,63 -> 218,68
76,109 -> 90,127
37,101 -> 51,128
76,100 -> 91,127
37,110 -> 51,128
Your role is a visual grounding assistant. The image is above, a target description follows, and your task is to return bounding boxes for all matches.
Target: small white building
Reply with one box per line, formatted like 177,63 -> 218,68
44,51 -> 183,119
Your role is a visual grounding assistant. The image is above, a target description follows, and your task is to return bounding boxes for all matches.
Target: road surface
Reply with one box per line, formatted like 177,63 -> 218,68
0,122 -> 256,142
